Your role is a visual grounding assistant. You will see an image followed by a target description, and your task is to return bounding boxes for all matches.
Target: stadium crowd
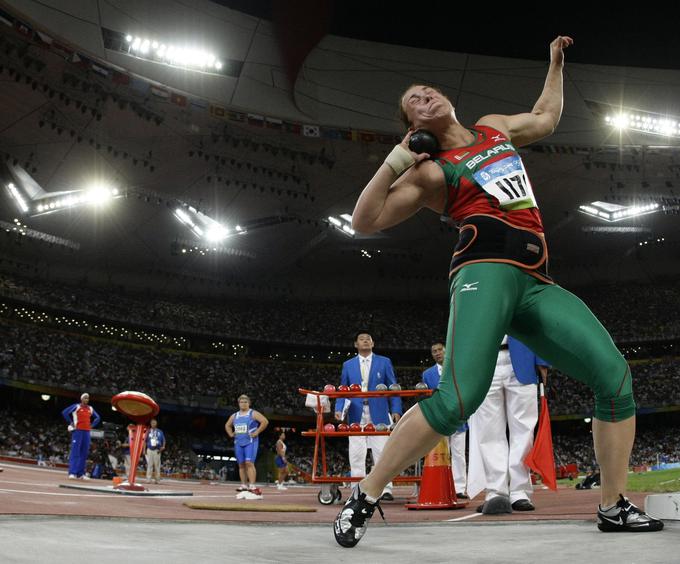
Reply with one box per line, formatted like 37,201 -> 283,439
2,406 -> 678,482
0,406 -> 199,477
2,273 -> 680,348
2,322 -> 679,417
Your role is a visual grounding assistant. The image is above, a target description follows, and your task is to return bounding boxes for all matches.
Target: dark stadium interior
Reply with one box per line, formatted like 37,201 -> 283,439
0,2 -> 678,561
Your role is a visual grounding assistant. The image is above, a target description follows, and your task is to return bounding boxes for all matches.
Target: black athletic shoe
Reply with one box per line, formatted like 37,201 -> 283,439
511,499 -> 535,511
333,485 -> 385,548
597,494 -> 664,532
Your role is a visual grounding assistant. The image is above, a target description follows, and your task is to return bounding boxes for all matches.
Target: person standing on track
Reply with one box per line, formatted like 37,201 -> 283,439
334,331 -> 402,501
274,431 -> 289,490
144,418 -> 166,484
225,395 -> 268,495
333,36 -> 663,548
62,393 -> 100,480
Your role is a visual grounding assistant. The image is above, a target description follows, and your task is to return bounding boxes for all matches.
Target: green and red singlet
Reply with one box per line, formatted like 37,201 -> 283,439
433,125 -> 544,232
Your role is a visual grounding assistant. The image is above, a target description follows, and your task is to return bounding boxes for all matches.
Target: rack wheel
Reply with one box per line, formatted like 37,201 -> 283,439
318,490 -> 334,505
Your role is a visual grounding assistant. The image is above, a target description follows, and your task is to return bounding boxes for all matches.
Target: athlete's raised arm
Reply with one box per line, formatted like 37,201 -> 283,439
477,36 -> 573,147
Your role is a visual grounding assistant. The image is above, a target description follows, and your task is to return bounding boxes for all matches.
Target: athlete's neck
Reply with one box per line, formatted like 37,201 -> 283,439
439,123 -> 475,150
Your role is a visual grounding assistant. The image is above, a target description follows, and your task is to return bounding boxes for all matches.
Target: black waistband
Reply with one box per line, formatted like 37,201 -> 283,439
449,215 -> 552,282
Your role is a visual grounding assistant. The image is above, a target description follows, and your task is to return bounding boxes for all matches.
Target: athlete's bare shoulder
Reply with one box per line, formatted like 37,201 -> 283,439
398,159 -> 446,213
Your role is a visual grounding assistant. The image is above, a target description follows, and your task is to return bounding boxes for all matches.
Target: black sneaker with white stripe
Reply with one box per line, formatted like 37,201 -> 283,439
597,494 -> 664,532
333,484 -> 385,548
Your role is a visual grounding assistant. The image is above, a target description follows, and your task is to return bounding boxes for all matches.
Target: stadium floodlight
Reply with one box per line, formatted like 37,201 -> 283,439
173,205 -> 241,243
41,394 -> 50,401
6,182 -> 29,213
604,109 -> 680,138
327,214 -> 355,237
123,34 -> 224,73
205,224 -> 230,242
174,207 -> 204,239
83,184 -> 117,205
578,201 -> 660,222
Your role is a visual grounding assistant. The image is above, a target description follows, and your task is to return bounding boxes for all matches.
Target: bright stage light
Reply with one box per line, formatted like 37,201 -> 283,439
327,214 -> 356,237
578,201 -> 660,223
605,108 -> 680,138
6,183 -> 29,213
41,394 -> 50,401
122,32 -> 223,73
205,225 -> 230,242
84,185 -> 115,205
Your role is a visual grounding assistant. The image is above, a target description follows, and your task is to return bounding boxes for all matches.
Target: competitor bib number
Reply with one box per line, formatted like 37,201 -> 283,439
235,424 -> 248,434
473,155 -> 537,210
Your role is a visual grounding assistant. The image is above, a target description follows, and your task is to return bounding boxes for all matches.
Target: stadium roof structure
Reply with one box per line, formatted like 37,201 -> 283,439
0,0 -> 678,299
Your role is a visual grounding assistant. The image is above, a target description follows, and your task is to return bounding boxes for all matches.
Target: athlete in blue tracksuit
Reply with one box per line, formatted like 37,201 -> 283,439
225,395 -> 269,492
61,393 -> 101,479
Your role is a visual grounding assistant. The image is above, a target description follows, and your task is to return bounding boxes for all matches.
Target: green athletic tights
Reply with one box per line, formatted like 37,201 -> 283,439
420,262 -> 634,435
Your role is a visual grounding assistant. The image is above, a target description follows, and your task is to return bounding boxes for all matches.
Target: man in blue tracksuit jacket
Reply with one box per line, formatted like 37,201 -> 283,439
335,331 -> 402,499
422,341 -> 469,498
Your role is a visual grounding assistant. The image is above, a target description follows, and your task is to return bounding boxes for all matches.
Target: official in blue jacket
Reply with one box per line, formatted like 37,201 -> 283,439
335,331 -> 402,500
422,342 -> 469,498
468,336 -> 549,514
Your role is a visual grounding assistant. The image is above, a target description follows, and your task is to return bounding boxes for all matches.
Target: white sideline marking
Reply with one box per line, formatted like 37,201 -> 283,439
446,512 -> 482,522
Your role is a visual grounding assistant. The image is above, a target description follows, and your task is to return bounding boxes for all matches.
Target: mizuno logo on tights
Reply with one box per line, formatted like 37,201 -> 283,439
461,282 -> 479,292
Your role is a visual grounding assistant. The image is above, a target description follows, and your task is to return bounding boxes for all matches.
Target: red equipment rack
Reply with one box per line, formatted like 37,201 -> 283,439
298,387 -> 432,504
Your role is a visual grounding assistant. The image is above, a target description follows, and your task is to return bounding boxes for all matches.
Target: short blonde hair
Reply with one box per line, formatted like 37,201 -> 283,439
238,395 -> 250,403
398,84 -> 445,128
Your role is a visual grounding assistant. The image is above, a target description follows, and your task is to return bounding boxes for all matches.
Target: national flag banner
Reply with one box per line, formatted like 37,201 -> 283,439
283,121 -> 301,134
189,98 -> 208,110
320,127 -> 343,140
227,110 -> 245,122
360,131 -> 376,143
210,104 -> 226,118
340,130 -> 353,141
524,383 -> 557,490
91,63 -> 110,78
377,134 -> 400,145
303,124 -> 320,138
170,92 -> 187,107
0,8 -> 13,27
351,130 -> 360,142
129,75 -> 148,94
52,41 -> 73,60
112,71 -> 130,85
265,117 -> 282,130
35,31 -> 53,46
150,86 -> 169,99
247,113 -> 264,127
14,20 -> 32,37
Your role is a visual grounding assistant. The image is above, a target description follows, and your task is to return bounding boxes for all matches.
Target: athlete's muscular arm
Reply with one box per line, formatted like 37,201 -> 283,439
352,133 -> 446,234
250,411 -> 269,437
224,414 -> 235,438
477,36 -> 573,147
